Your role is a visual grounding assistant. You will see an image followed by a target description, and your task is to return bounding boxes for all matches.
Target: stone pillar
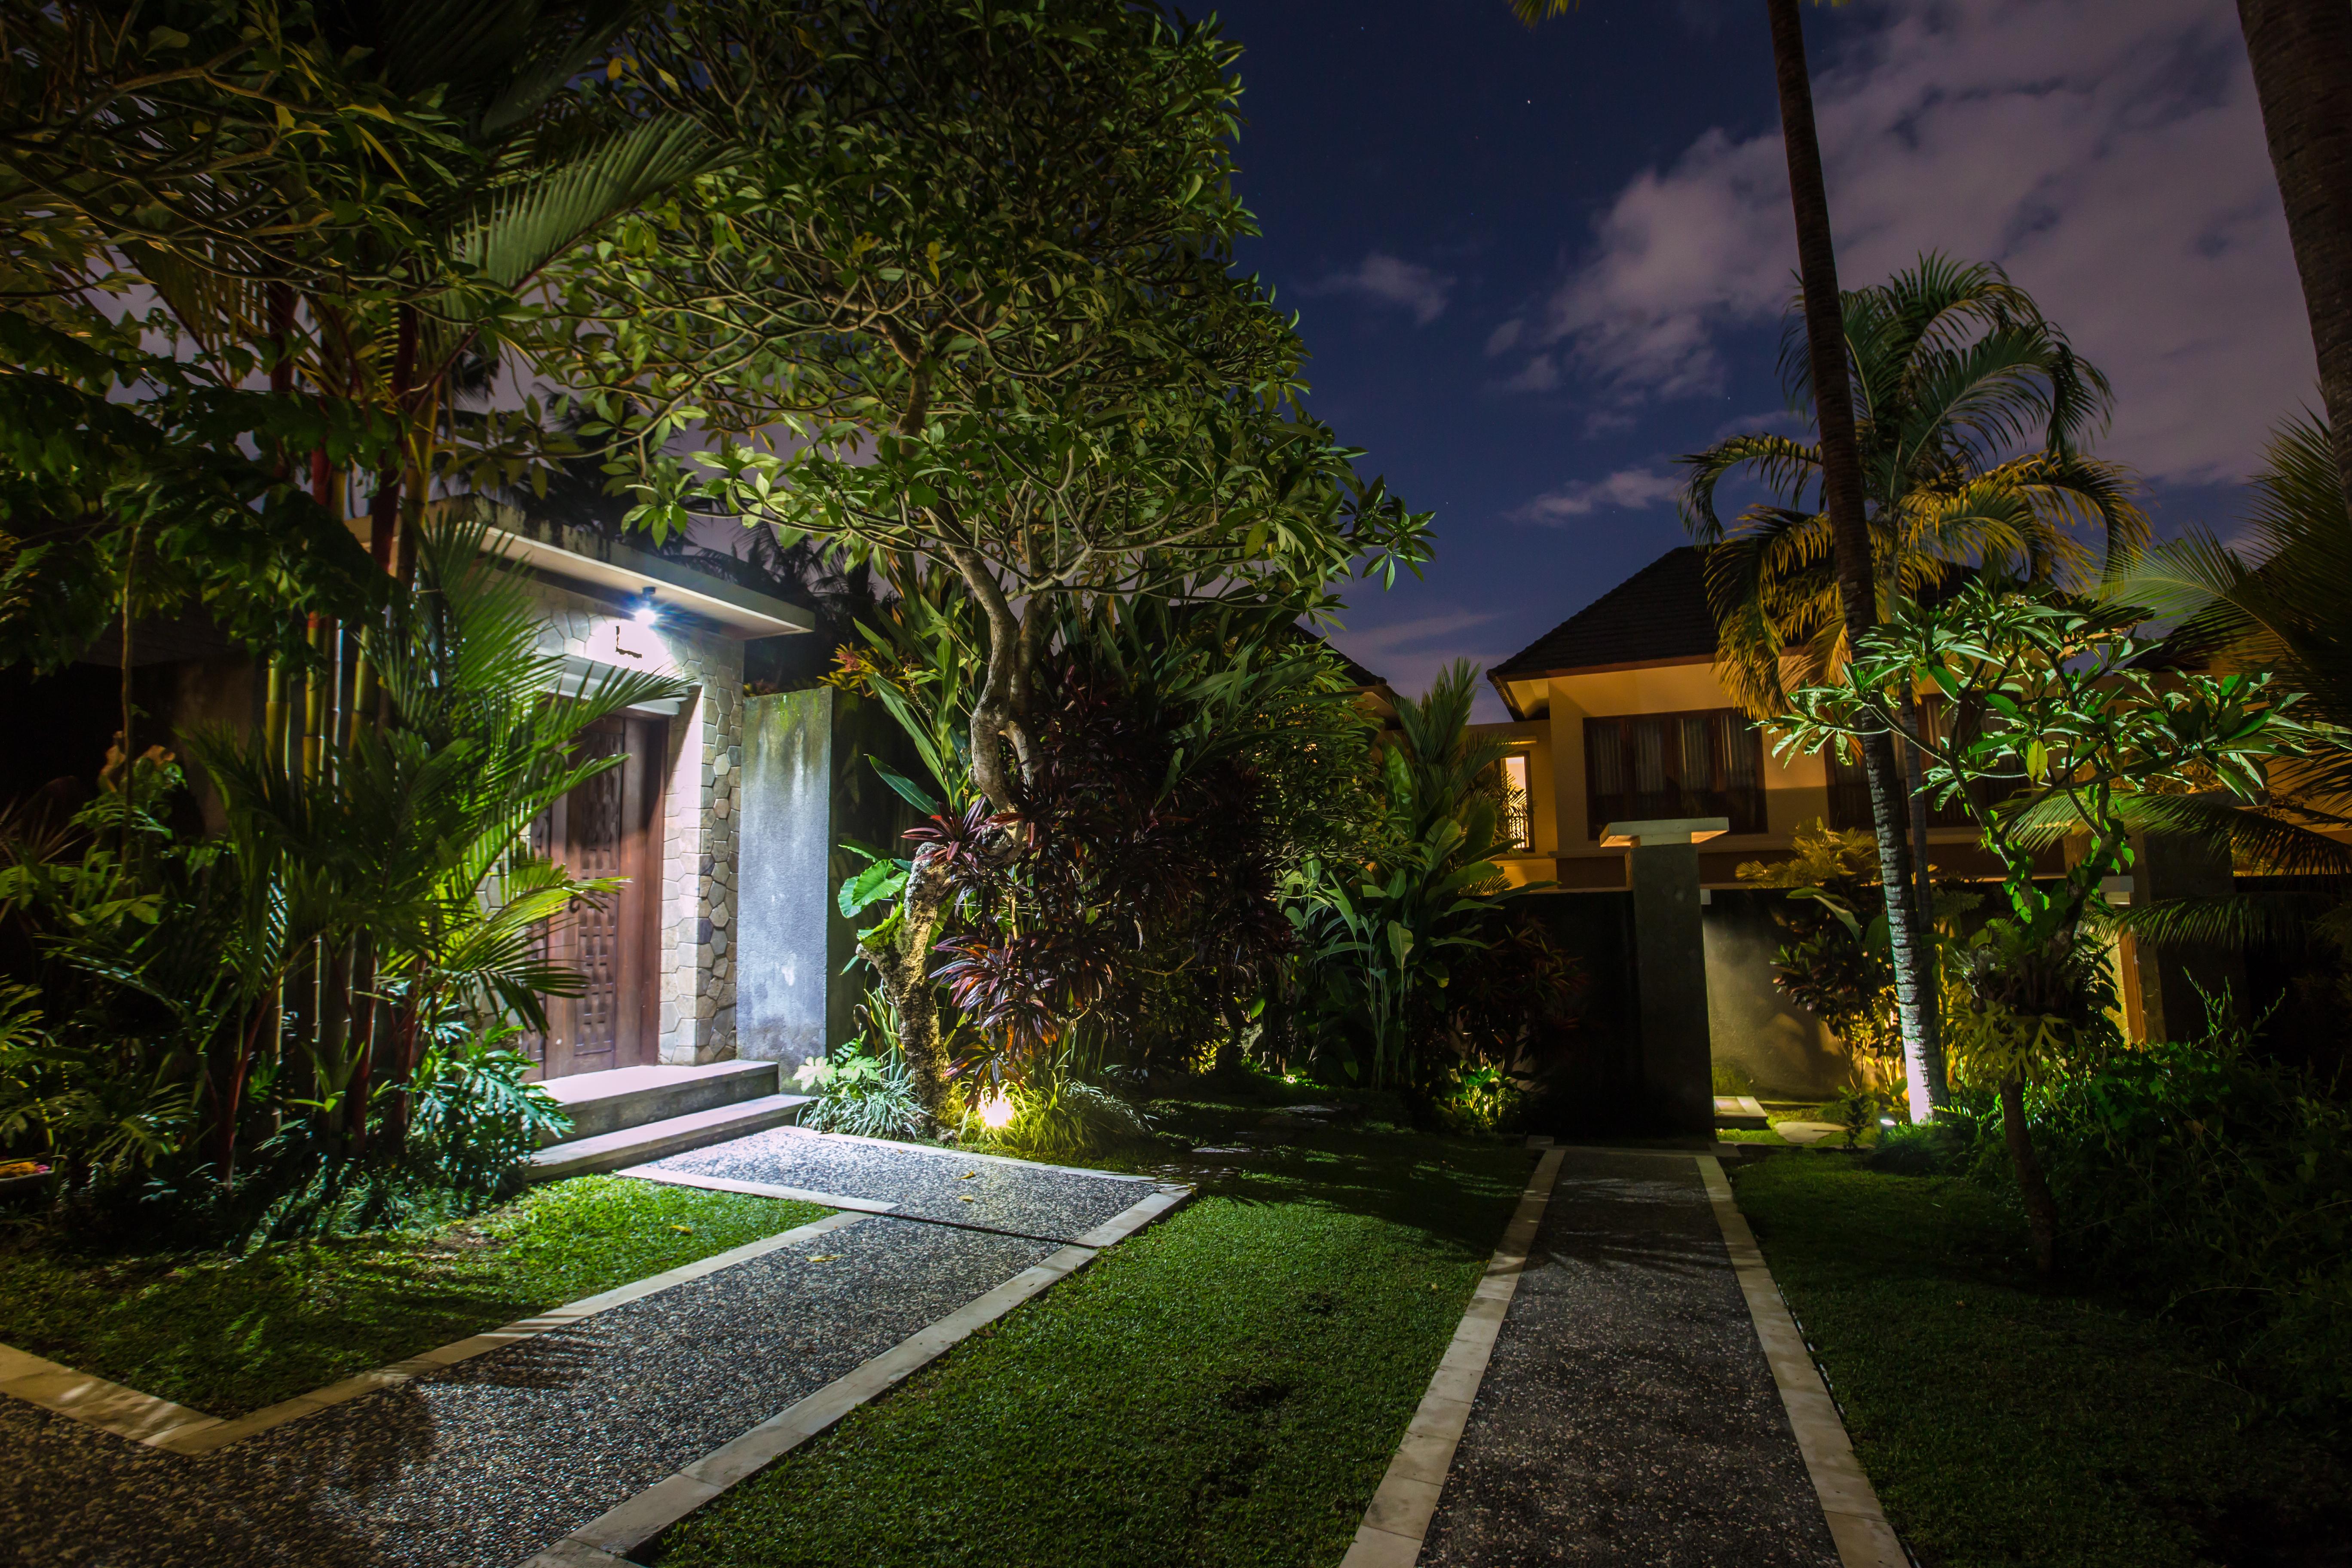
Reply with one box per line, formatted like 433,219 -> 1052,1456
2129,832 -> 2244,1041
1607,817 -> 1727,1138
736,688 -> 836,1072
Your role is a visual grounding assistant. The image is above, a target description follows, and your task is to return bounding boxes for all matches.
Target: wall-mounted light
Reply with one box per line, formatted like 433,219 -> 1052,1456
632,588 -> 660,625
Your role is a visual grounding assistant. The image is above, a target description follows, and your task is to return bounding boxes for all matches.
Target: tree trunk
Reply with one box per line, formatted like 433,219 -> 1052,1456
875,846 -> 956,1117
2237,0 -> 2352,508
1765,0 -> 1945,1120
1999,1074 -> 2058,1275
946,545 -> 1032,811
1902,691 -> 1943,1071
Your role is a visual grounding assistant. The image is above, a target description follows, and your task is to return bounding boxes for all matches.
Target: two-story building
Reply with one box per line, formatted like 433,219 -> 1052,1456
1472,546 -> 2079,1102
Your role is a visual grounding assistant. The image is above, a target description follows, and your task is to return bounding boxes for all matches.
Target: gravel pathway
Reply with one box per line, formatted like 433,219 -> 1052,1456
1417,1150 -> 1840,1568
641,1125 -> 1157,1242
0,1216 -> 1057,1568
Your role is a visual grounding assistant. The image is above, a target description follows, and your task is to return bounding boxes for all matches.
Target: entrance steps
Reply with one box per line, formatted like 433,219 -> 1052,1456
527,1060 -> 812,1182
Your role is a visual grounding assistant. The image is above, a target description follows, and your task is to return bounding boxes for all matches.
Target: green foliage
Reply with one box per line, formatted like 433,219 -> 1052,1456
977,1073 -> 1154,1163
1685,253 -> 2144,718
1441,1060 -> 1527,1137
1781,583 -> 2321,940
792,1028 -> 928,1144
2027,1000 -> 2352,1422
1285,663 -> 1558,1109
404,1025 -> 572,1193
0,517 -> 685,1228
1820,1085 -> 1882,1150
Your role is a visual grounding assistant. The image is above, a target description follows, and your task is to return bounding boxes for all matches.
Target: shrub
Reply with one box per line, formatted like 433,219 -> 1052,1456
404,1026 -> 572,1195
1440,1060 -> 1527,1137
1867,1108 -> 1985,1175
977,1073 -> 1152,1162
2028,1006 -> 2352,1421
793,1041 -> 927,1141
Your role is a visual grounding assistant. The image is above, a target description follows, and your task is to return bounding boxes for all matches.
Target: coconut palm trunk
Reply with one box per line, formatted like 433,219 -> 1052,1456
1764,0 -> 1945,1118
2237,0 -> 2352,511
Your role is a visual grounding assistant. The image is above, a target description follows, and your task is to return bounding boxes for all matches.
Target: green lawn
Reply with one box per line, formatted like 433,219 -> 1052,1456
650,1103 -> 1532,1568
0,1174 -> 830,1416
1733,1152 -> 2351,1568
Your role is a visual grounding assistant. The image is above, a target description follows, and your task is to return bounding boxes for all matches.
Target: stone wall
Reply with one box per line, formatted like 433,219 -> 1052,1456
530,580 -> 744,1066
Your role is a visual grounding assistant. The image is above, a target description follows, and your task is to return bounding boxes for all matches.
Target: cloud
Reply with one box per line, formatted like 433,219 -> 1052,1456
1322,609 -> 1514,709
1305,251 -> 1456,326
1485,318 -> 1525,355
1497,354 -> 1561,393
1516,0 -> 2314,486
1512,466 -> 1685,524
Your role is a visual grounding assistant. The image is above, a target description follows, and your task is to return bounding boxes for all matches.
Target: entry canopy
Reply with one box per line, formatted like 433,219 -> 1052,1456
1599,818 -> 1730,848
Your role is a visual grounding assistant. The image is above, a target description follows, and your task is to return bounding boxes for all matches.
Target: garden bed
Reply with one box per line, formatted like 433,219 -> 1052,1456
1732,1151 -> 2351,1568
0,1174 -> 830,1418
647,1099 -> 1532,1568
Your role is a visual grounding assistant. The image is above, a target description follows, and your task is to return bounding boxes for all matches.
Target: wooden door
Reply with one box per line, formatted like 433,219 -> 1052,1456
524,715 -> 664,1079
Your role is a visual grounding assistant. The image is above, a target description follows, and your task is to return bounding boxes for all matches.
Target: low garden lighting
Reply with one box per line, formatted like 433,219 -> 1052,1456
977,1087 -> 1016,1130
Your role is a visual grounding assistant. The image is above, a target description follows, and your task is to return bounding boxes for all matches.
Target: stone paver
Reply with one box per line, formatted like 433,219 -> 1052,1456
0,1213 -> 1057,1568
640,1124 -> 1159,1241
1415,1150 -> 1841,1568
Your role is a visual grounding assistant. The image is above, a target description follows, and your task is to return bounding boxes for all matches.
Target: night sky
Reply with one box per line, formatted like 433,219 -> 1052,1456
1210,0 -> 2314,718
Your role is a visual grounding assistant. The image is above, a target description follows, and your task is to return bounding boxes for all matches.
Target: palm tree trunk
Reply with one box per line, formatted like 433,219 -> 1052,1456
2237,0 -> 2352,508
1765,0 -> 1945,1120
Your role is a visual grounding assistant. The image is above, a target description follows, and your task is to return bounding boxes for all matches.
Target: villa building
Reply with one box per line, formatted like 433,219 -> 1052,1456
1473,546 -> 2187,1104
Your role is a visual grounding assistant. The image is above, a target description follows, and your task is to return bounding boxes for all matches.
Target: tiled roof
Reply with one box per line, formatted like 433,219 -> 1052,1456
1489,547 -> 1718,683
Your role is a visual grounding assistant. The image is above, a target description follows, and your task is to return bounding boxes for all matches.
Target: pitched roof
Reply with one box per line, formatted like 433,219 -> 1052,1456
1489,546 -> 1718,686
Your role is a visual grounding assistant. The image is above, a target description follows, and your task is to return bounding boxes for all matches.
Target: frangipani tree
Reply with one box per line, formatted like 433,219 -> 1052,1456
563,0 -> 1431,1114
1777,584 -> 2322,1270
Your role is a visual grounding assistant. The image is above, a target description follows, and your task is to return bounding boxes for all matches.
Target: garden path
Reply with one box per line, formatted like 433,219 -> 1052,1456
0,1133 -> 1170,1568
1409,1149 -> 1852,1568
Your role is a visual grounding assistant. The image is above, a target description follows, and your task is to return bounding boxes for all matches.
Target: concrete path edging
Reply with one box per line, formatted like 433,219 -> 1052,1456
1338,1145 -> 1568,1568
0,1210 -> 872,1458
1697,1155 -> 1907,1568
516,1183 -> 1194,1568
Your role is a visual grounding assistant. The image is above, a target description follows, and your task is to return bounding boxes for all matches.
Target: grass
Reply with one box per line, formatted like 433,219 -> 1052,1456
1733,1150 -> 2351,1568
649,1100 -> 1532,1568
0,1174 -> 830,1416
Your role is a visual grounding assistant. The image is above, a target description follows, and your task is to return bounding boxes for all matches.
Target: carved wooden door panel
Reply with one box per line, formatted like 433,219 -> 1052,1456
524,715 -> 664,1079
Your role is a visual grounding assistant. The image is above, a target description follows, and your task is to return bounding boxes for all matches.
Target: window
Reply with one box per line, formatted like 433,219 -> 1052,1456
1498,753 -> 1531,849
1823,703 -> 1989,834
1584,708 -> 1767,840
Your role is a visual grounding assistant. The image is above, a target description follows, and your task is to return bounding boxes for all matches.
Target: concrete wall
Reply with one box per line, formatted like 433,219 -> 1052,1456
1701,888 -> 1852,1100
737,688 -> 837,1071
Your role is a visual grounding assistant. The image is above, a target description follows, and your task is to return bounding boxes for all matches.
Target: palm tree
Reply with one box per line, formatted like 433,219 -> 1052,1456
1513,0 -> 1943,1119
2233,0 -> 2352,516
1686,257 -> 2144,714
1685,257 -> 2144,1109
2107,414 -> 2352,939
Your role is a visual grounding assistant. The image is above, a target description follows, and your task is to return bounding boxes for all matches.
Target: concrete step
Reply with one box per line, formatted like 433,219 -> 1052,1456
536,1060 -> 783,1147
526,1094 -> 814,1183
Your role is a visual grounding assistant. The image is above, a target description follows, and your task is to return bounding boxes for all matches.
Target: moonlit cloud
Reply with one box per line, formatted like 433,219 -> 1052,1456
1322,607 -> 1511,709
1512,466 -> 1685,524
1505,0 -> 2313,486
1305,251 -> 1457,325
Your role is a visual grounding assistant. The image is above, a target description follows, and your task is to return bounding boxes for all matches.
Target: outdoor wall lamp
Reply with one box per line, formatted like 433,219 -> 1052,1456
632,588 -> 660,625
